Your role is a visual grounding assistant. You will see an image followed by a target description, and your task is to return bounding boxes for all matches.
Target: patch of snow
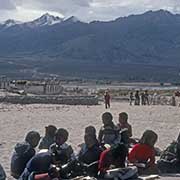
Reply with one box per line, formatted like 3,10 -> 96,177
2,19 -> 22,28
27,13 -> 63,27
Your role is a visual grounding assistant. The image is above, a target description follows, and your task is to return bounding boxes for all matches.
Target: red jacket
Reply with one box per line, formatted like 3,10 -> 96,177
104,94 -> 110,102
98,148 -> 125,173
128,143 -> 155,166
98,149 -> 112,173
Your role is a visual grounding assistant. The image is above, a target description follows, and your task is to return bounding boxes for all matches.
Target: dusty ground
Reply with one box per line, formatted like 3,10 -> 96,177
0,102 -> 180,179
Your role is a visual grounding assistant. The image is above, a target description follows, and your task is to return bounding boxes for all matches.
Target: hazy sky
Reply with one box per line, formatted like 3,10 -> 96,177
0,0 -> 180,22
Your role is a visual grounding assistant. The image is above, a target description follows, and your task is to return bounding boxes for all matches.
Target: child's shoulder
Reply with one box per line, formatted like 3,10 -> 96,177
127,123 -> 132,127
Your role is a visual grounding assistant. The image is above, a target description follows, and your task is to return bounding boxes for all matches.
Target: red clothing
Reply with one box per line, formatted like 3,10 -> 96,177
98,148 -> 125,173
34,173 -> 51,180
98,149 -> 111,173
128,144 -> 155,166
104,94 -> 110,102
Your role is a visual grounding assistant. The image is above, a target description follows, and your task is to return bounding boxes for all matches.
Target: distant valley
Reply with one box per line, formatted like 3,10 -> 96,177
0,10 -> 180,82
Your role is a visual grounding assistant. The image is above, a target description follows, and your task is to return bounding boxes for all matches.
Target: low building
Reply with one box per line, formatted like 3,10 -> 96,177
9,80 -> 63,95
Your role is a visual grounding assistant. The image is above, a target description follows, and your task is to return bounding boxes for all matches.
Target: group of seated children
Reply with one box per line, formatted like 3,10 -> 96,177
7,112 -> 180,180
98,112 -> 132,147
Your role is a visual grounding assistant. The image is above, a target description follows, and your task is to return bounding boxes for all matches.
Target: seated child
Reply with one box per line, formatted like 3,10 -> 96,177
117,112 -> 134,146
49,128 -> 75,165
98,143 -> 128,176
128,130 -> 158,175
157,132 -> 180,173
19,151 -> 53,180
39,125 -> 57,150
78,133 -> 102,164
20,128 -> 74,180
11,131 -> 40,179
117,112 -> 132,138
98,112 -> 120,146
78,134 -> 102,176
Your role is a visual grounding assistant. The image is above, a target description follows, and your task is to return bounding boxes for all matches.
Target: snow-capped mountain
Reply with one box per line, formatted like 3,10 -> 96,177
0,14 -> 80,30
26,13 -> 63,27
2,19 -> 22,28
0,10 -> 180,81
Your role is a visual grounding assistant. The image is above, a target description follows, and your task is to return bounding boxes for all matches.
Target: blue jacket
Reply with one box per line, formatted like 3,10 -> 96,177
0,164 -> 6,180
78,144 -> 102,164
38,136 -> 54,150
11,142 -> 35,179
19,152 -> 52,180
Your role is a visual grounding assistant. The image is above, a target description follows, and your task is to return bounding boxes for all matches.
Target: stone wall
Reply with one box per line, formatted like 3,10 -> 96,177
0,95 -> 99,105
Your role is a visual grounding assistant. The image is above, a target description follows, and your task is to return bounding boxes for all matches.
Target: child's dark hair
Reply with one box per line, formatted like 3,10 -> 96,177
139,130 -> 158,147
85,125 -> 96,135
55,128 -> 69,142
102,112 -> 113,125
25,131 -> 40,142
110,144 -> 128,167
119,112 -> 128,122
25,131 -> 40,147
46,125 -> 57,137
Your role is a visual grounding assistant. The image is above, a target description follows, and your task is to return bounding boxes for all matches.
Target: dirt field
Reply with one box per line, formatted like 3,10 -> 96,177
0,102 -> 180,179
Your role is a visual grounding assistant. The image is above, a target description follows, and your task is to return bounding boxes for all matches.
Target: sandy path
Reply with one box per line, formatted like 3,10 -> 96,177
0,102 -> 179,179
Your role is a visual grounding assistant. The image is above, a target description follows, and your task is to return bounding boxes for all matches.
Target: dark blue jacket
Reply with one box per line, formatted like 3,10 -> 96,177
11,142 -> 35,179
0,164 -> 6,180
38,136 -> 54,150
19,152 -> 52,180
78,144 -> 102,164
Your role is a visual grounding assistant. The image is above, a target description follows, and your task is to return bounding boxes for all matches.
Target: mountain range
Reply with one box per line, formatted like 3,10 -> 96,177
0,10 -> 180,82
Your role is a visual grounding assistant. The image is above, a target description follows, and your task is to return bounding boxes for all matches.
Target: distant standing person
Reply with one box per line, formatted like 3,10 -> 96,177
152,92 -> 157,105
104,91 -> 111,109
141,92 -> 145,105
129,92 -> 134,106
144,90 -> 149,105
134,90 -> 140,105
171,95 -> 176,106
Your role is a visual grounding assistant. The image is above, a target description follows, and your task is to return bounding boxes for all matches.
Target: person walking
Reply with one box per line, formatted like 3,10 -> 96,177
104,91 -> 111,109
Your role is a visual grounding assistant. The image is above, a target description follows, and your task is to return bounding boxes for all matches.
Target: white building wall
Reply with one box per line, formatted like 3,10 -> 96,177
25,85 -> 44,94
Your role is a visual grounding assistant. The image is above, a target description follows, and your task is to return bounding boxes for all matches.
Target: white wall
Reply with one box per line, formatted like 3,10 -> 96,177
26,85 -> 44,94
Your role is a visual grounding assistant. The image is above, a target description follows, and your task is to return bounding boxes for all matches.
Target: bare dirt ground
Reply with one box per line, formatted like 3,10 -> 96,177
0,102 -> 180,179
